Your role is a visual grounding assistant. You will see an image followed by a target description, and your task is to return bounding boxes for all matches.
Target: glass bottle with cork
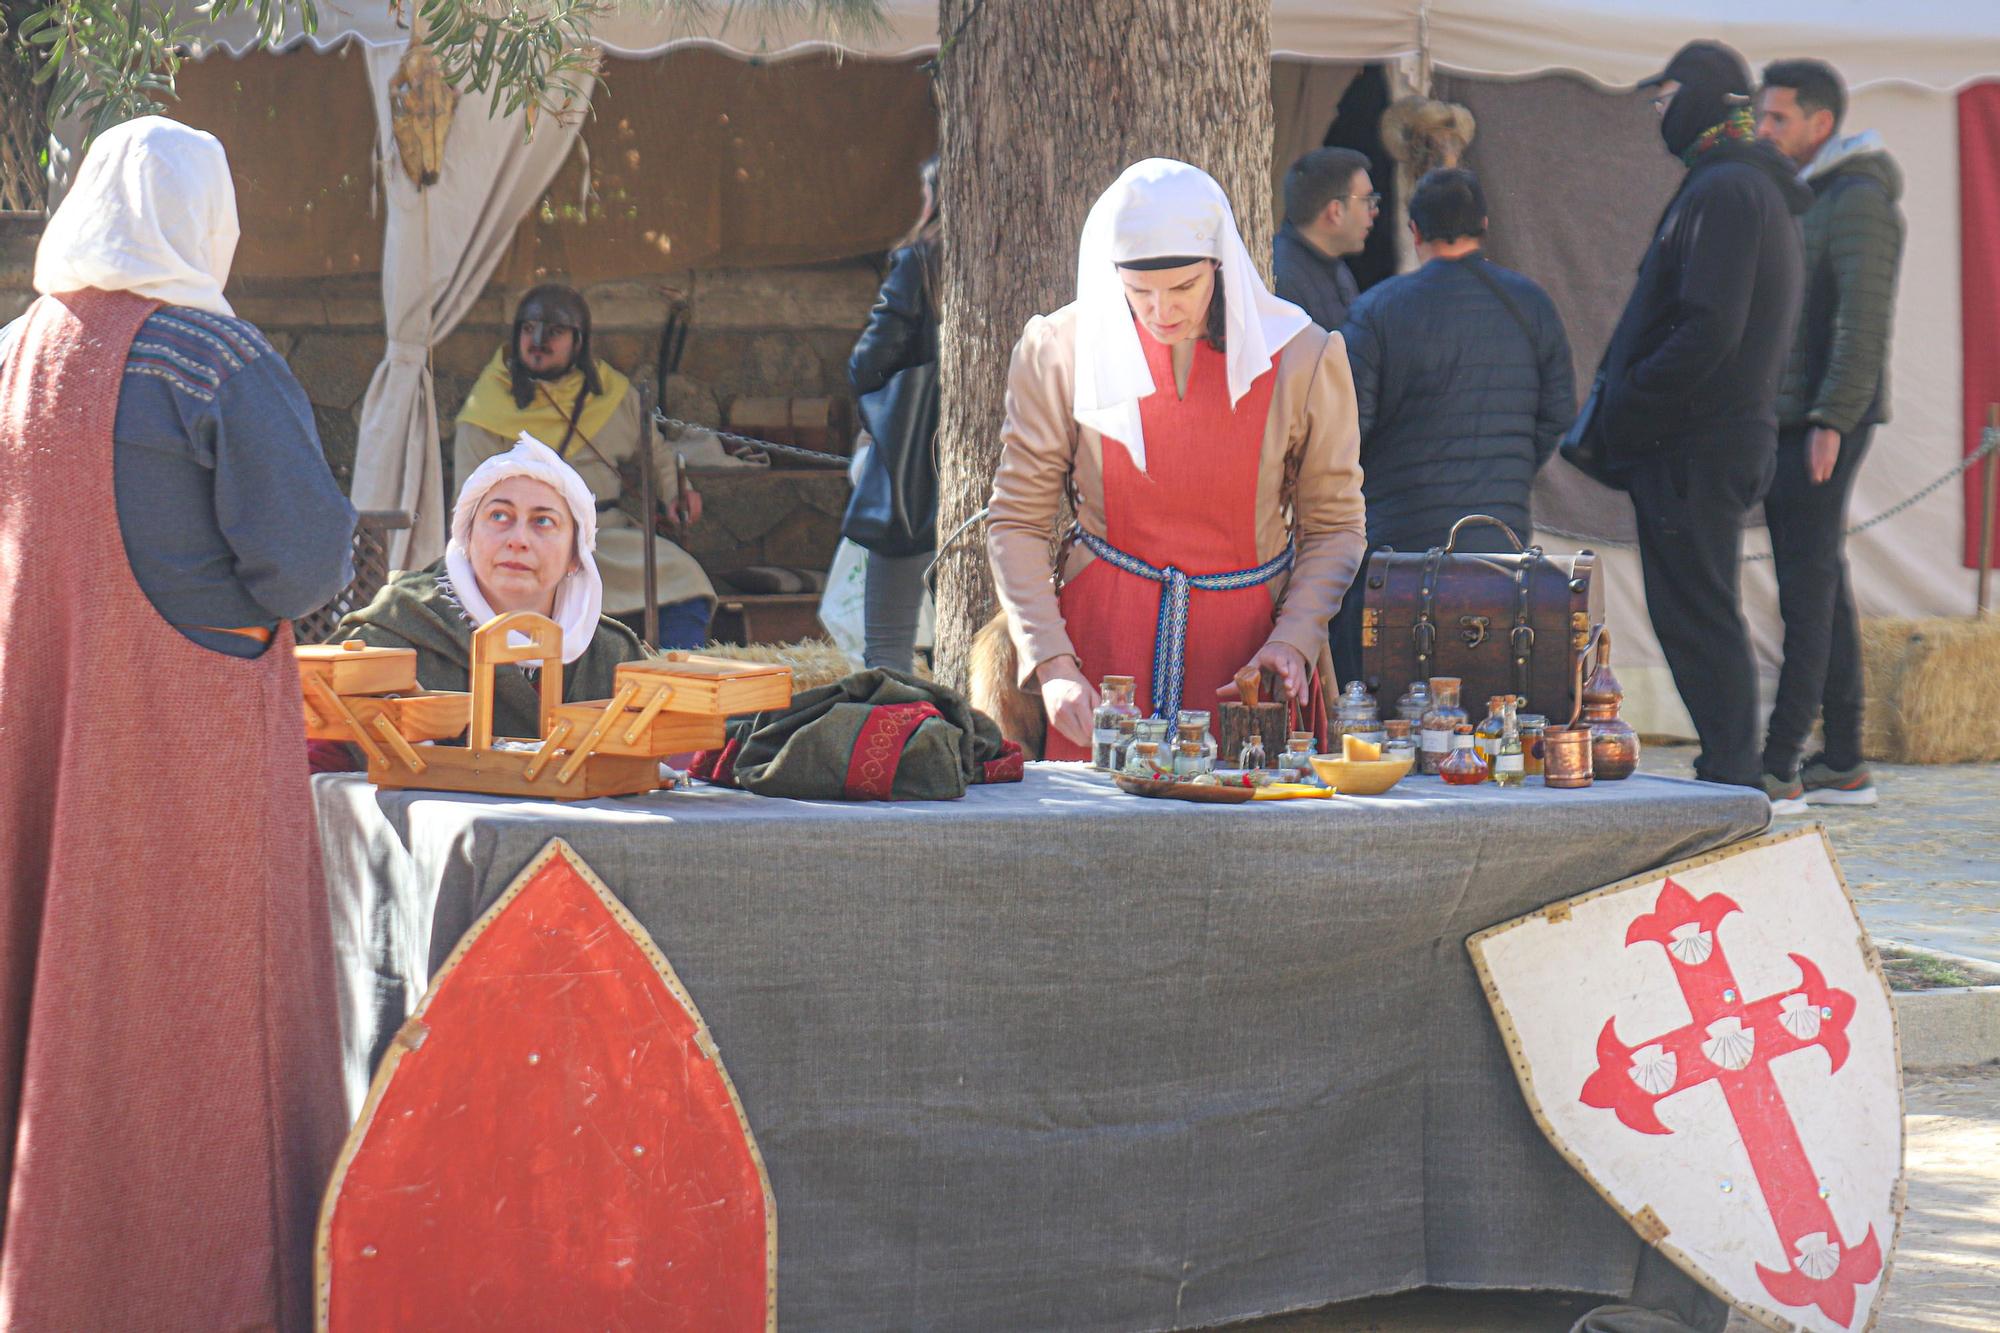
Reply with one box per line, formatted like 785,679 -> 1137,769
1473,695 -> 1511,770
1491,698 -> 1526,787
1091,675 -> 1140,770
1439,723 -> 1489,785
1419,677 -> 1468,775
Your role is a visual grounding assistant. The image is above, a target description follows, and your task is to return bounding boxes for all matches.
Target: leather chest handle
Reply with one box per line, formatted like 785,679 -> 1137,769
1445,514 -> 1526,555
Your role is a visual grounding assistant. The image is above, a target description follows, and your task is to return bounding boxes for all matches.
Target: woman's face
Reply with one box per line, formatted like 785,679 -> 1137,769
1118,260 -> 1215,346
467,475 -> 577,616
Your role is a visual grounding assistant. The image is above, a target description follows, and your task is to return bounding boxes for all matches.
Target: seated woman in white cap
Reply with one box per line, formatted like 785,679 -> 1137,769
329,433 -> 652,742
985,158 -> 1367,758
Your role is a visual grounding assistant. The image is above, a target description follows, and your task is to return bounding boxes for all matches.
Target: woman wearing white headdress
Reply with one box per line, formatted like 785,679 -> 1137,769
329,433 -> 656,743
984,158 -> 1367,757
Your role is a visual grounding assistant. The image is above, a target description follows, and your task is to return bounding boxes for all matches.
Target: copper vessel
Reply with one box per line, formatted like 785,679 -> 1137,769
1541,632 -> 1595,788
1581,627 -> 1640,781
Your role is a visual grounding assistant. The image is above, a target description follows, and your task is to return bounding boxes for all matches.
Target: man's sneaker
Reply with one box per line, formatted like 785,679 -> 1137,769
1801,756 -> 1879,807
1761,772 -> 1809,815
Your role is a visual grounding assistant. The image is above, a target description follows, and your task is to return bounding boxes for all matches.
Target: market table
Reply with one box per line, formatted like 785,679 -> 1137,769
312,763 -> 1769,1332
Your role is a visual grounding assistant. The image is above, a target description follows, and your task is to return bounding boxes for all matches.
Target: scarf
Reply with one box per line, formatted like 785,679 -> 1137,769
1072,158 -> 1309,473
33,116 -> 239,317
1680,106 -> 1758,168
457,348 -> 633,457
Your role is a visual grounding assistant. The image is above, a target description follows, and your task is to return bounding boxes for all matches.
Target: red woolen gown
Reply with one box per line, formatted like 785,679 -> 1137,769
1045,332 -> 1280,761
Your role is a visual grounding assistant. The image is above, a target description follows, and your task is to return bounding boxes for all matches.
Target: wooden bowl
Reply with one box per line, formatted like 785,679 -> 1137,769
1308,753 -> 1415,795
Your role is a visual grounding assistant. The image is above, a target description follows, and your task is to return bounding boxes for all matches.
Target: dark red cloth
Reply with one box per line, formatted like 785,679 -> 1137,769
1961,83 -> 2000,567
0,291 -> 344,1330
841,702 -> 943,799
1047,334 -> 1280,759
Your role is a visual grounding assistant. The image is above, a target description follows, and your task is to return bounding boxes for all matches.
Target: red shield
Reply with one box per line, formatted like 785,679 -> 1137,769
318,838 -> 775,1331
1469,826 -> 1903,1333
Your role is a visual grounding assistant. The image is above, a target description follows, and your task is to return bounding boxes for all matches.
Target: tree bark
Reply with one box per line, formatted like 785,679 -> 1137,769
931,0 -> 1274,691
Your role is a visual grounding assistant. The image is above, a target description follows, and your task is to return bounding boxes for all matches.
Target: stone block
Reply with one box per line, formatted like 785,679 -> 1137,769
693,264 -> 881,331
312,404 -> 360,490
1896,987 -> 2000,1070
433,327 -> 502,381
286,332 -> 380,411
744,334 -> 823,397
661,373 -> 722,427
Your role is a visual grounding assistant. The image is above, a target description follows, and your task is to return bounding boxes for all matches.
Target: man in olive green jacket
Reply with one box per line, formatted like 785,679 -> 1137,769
1756,58 -> 1905,808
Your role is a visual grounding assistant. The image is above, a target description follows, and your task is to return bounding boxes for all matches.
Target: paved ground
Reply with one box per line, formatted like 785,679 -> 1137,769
1637,746 -> 2000,968
1212,749 -> 2000,1332
1219,1068 -> 2000,1332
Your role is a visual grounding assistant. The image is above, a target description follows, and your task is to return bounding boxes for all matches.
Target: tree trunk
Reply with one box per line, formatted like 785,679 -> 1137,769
931,0 -> 1274,691
0,4 -> 49,211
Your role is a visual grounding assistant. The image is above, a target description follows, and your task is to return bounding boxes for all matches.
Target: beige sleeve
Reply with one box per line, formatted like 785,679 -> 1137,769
1266,331 -> 1368,665
985,315 -> 1081,687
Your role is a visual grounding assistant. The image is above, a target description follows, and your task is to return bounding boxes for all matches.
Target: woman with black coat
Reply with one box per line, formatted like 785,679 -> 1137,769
844,156 -> 941,672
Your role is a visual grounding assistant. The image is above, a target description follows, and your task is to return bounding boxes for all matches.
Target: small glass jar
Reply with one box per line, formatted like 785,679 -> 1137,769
1092,675 -> 1140,770
1396,679 -> 1432,732
1439,723 -> 1489,785
1123,740 -> 1171,779
1419,677 -> 1467,776
1238,731 -> 1268,772
1132,716 -> 1171,754
1334,679 -> 1387,747
1473,695 -> 1510,770
1175,709 -> 1219,771
1491,699 -> 1526,787
1516,714 -> 1547,777
1382,718 -> 1419,765
1173,737 -> 1212,779
1276,732 -> 1317,784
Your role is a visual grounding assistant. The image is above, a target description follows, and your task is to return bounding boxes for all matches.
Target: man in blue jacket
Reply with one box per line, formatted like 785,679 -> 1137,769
1601,41 -> 1811,801
1330,168 -> 1574,683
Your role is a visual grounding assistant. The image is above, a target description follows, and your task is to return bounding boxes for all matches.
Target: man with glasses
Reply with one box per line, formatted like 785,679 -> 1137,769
1273,146 -> 1377,331
1327,167 -> 1575,683
1598,41 -> 1811,804
455,284 -> 715,647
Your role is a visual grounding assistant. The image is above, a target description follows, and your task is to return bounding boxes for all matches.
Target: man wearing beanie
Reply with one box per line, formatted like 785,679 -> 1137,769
1597,40 -> 1812,804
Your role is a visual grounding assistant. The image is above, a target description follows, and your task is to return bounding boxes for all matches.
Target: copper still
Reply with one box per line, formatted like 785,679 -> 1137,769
1581,627 -> 1640,781
1541,636 -> 1595,789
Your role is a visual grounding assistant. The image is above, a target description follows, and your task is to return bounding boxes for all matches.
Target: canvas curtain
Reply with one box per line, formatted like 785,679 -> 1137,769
353,45 -> 597,570
1269,61 -> 1361,244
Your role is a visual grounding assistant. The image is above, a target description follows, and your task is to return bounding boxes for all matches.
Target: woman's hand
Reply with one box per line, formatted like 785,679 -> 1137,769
1226,640 -> 1311,708
1035,655 -> 1100,750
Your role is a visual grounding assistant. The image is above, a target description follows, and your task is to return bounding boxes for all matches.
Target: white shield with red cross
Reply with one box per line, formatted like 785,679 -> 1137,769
1469,826 -> 1904,1333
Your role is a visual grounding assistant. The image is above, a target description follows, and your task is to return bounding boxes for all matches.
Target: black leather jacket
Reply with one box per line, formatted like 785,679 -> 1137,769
849,244 -> 937,396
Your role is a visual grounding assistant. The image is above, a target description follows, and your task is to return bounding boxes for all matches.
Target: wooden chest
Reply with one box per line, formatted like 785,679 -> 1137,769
1358,517 -> 1600,723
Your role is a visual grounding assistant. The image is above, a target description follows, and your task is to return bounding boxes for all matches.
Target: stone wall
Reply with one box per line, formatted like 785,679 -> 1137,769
0,213 -> 873,586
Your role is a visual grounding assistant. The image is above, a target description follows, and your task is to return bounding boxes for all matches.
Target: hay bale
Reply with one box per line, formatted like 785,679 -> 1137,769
1859,616 -> 2000,764
691,639 -> 861,693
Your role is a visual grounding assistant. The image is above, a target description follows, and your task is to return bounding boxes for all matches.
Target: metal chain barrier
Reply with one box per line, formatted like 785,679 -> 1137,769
1536,426 -> 2000,558
652,410 -> 855,468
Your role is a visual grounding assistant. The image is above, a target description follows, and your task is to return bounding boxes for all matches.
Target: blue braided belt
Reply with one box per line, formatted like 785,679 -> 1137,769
1073,528 -> 1295,720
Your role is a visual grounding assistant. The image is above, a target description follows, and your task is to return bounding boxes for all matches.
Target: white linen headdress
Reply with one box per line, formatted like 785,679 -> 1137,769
1072,158 -> 1310,472
445,433 -> 604,666
34,116 -> 240,318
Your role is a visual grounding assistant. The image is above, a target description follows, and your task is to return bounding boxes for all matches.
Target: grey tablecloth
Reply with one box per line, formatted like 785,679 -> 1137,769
312,764 -> 1769,1332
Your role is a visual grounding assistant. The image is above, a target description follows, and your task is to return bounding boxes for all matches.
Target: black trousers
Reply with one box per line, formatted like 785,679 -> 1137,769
1762,424 -> 1873,776
1628,446 -> 1776,788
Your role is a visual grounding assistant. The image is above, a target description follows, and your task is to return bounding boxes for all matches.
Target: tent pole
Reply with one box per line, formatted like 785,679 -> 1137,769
1980,404 -> 1998,618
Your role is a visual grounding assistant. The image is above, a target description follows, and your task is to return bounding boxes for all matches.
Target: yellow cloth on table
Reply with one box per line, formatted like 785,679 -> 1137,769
456,348 -> 632,455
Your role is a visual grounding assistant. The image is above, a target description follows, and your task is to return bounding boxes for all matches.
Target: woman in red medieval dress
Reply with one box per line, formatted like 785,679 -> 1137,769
0,118 -> 352,1330
986,158 -> 1367,758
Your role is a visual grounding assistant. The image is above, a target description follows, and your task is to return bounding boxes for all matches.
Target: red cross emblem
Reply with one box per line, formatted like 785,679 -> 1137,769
1579,878 -> 1883,1328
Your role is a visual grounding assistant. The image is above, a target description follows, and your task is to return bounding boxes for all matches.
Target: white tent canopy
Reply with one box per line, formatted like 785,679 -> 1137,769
191,1 -> 2000,89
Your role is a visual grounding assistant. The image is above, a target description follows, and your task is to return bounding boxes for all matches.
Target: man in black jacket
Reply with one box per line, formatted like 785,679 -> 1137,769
1755,59 -> 1904,808
1601,40 -> 1811,798
1273,147 -> 1376,331
1329,168 -> 1575,683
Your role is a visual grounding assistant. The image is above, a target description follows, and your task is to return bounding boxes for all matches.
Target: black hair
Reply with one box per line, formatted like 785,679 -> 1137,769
1282,147 -> 1372,228
1408,168 -> 1488,245
1761,58 -> 1846,132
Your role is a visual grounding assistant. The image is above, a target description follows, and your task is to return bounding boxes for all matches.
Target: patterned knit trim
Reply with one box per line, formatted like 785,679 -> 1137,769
1681,106 -> 1757,167
122,308 -> 273,402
